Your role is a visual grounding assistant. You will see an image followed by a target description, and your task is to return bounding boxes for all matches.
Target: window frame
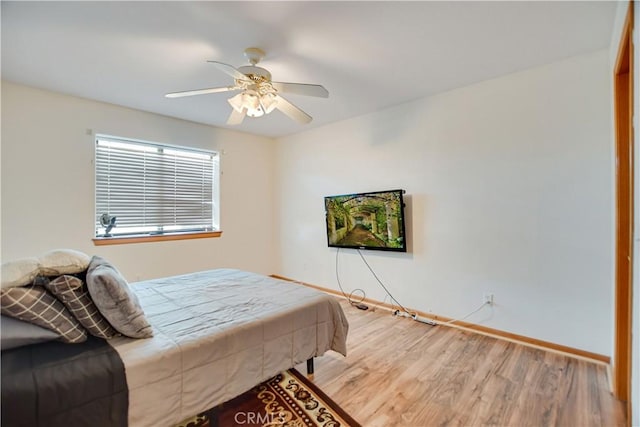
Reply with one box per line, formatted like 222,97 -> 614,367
93,134 -> 221,245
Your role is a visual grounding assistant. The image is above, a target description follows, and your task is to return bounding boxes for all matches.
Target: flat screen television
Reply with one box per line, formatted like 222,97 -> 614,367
324,189 -> 407,252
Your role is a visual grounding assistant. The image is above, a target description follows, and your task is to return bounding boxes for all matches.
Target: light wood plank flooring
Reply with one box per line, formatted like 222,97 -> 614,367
297,300 -> 626,427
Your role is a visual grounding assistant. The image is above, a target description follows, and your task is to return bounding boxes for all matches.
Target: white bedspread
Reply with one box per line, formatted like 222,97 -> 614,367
108,269 -> 348,427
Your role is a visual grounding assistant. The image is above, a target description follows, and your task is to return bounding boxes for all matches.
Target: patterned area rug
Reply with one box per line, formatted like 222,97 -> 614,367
176,369 -> 361,427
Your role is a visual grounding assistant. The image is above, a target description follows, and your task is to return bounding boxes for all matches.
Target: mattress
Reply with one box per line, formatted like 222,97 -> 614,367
109,269 -> 349,427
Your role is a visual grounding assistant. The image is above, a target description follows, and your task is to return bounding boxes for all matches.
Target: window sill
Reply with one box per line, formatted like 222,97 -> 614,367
92,231 -> 222,246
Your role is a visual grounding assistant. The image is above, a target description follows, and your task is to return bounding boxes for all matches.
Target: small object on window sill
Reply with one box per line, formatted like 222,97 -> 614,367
99,214 -> 117,237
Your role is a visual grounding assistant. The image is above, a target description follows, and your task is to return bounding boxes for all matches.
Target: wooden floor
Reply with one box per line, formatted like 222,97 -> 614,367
297,299 -> 626,427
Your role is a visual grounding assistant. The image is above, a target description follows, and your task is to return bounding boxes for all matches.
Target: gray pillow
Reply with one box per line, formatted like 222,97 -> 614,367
1,257 -> 40,289
2,249 -> 91,289
86,256 -> 153,339
38,249 -> 91,276
1,315 -> 60,350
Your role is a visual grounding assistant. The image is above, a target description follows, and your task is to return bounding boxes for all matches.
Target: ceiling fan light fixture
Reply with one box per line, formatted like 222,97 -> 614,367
242,90 -> 264,117
227,93 -> 245,113
246,105 -> 264,118
228,90 -> 267,118
243,91 -> 260,109
261,92 -> 278,114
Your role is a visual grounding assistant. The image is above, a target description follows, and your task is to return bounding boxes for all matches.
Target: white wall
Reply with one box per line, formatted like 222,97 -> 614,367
275,49 -> 613,356
1,81 -> 277,280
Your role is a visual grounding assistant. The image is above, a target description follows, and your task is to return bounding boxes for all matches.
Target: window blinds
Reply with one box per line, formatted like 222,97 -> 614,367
95,136 -> 217,237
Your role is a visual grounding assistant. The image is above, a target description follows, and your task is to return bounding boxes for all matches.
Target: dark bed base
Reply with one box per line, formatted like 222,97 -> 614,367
1,337 -> 128,427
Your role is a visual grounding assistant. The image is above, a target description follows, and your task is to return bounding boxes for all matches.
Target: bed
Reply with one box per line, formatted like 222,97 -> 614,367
1,268 -> 349,427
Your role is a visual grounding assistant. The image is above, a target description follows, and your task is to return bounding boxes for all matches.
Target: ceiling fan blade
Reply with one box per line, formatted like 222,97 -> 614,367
207,60 -> 251,81
227,108 -> 246,125
165,86 -> 237,98
272,82 -> 329,98
274,95 -> 312,124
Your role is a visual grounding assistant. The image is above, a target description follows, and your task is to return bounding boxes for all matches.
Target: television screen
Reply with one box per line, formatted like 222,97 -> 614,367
324,189 -> 407,252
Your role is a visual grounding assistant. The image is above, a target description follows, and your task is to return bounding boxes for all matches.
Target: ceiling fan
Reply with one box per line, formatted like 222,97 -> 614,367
165,47 -> 329,125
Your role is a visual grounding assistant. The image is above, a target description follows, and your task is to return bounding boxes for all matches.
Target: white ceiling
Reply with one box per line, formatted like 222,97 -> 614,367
1,1 -> 617,138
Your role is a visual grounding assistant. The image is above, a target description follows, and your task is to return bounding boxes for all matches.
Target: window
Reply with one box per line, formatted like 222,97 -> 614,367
95,135 -> 219,241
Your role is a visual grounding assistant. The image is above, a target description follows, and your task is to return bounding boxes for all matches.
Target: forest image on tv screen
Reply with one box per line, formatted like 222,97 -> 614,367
325,190 -> 405,251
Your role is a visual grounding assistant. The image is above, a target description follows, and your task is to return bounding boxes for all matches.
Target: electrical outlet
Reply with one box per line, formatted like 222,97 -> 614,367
483,293 -> 494,306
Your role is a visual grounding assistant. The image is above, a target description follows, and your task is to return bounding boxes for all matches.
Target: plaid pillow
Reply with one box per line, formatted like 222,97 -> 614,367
0,286 -> 87,344
43,275 -> 118,339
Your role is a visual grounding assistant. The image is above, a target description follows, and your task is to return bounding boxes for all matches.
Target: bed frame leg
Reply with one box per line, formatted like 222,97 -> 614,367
306,358 -> 314,381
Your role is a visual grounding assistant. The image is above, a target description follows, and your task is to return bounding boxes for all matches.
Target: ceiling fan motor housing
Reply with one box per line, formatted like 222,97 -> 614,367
237,66 -> 272,83
244,47 -> 265,65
